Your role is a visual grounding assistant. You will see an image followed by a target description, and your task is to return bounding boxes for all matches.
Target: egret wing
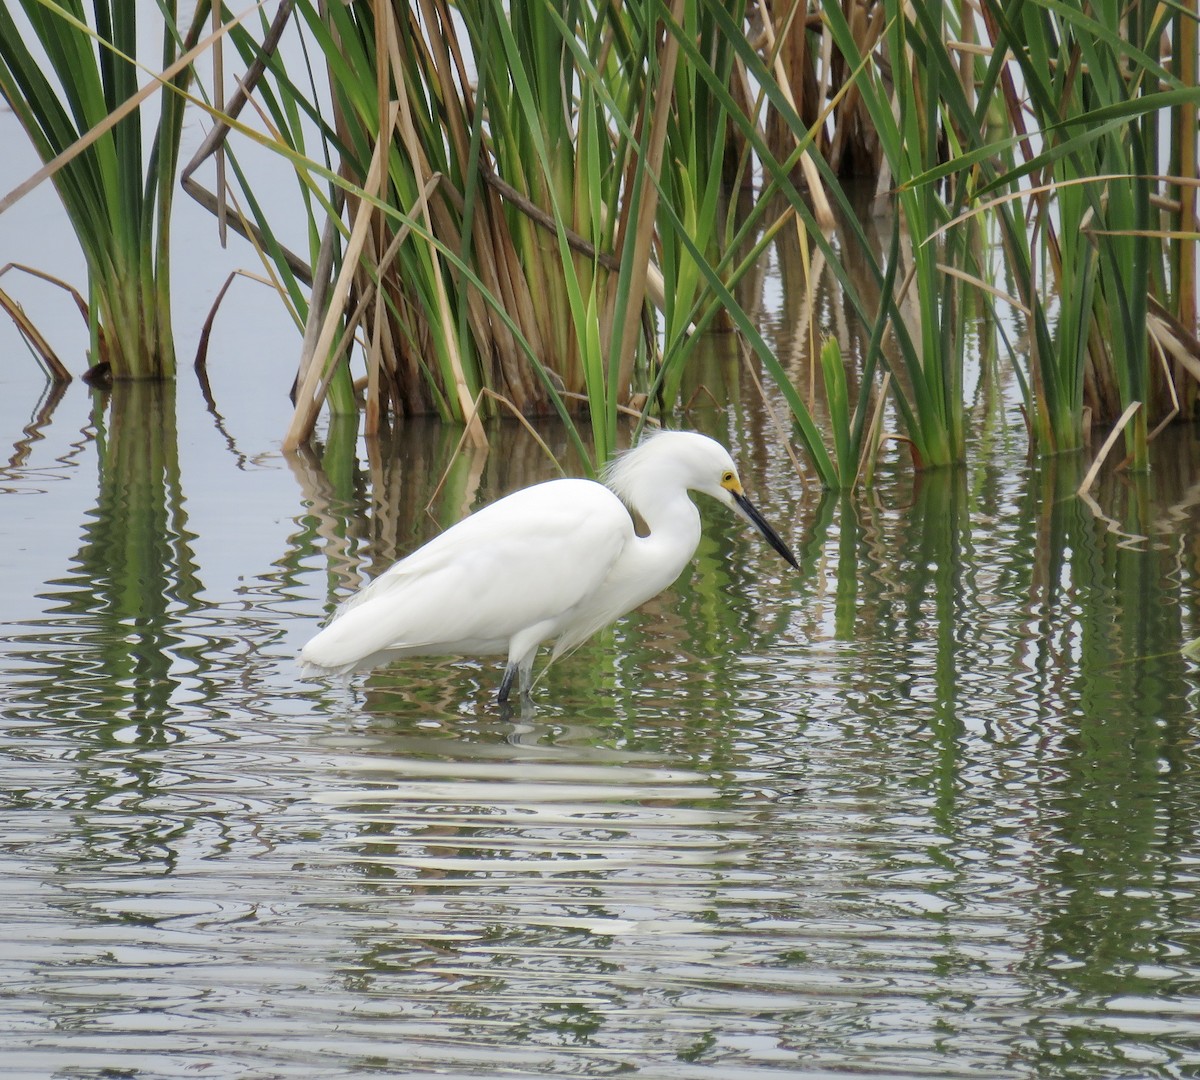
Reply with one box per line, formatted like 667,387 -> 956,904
301,479 -> 631,673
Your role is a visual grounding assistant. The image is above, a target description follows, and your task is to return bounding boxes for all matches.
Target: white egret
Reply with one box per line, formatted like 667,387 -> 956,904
300,430 -> 797,703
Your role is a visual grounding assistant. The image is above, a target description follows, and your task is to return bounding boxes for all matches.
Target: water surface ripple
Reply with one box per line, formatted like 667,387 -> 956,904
2,410 -> 1200,1078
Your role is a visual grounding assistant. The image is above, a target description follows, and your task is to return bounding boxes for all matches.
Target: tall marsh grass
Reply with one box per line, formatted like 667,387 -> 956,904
1,0 -> 1197,488
0,0 -> 208,380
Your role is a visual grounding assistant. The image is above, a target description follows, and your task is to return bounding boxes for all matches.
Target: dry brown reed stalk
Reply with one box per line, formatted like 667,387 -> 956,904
822,0 -> 886,181
180,1 -> 313,286
326,0 -> 575,431
390,5 -> 486,447
0,5 -> 256,216
753,0 -> 835,229
192,269 -> 278,376
283,108 -> 399,451
1078,400 -> 1142,495
608,0 -> 687,397
0,265 -> 86,383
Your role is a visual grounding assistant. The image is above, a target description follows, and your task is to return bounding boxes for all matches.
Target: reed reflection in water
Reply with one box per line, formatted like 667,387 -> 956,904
1,382 -> 1199,1077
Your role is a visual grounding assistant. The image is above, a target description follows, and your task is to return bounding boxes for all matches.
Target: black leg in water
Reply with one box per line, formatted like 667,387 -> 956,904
497,663 -> 516,705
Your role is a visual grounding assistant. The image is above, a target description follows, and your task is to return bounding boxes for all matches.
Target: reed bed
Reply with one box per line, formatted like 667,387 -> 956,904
1,0 -> 1197,485
0,0 -> 210,380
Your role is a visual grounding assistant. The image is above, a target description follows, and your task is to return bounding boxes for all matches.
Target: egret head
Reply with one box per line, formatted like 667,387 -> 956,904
606,431 -> 799,569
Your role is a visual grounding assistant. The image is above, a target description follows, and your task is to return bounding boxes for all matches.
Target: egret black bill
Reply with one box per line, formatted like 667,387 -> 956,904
732,491 -> 798,569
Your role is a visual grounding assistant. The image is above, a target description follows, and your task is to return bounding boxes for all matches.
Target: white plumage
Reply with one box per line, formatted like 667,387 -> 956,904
300,430 -> 797,703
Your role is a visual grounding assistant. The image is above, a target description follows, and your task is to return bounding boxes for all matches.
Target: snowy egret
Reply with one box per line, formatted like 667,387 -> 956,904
300,430 -> 797,703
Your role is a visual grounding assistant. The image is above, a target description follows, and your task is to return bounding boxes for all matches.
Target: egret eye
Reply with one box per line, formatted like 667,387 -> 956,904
722,471 -> 735,485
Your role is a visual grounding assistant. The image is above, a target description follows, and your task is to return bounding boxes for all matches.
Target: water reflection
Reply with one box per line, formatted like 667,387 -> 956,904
2,380 -> 1200,1076
7,386 -> 189,715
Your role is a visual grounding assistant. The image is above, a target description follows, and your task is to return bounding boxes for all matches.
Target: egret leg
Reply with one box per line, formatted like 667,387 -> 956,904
500,629 -> 550,708
518,657 -> 536,703
497,663 -> 517,705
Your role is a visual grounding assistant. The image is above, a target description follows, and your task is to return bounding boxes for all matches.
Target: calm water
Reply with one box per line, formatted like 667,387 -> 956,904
2,367 -> 1200,1078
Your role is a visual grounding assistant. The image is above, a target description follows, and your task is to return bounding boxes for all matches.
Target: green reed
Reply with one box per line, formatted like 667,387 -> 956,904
216,0 -> 832,472
894,0 -> 1197,469
0,0 -> 206,380
11,0 -> 1194,488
